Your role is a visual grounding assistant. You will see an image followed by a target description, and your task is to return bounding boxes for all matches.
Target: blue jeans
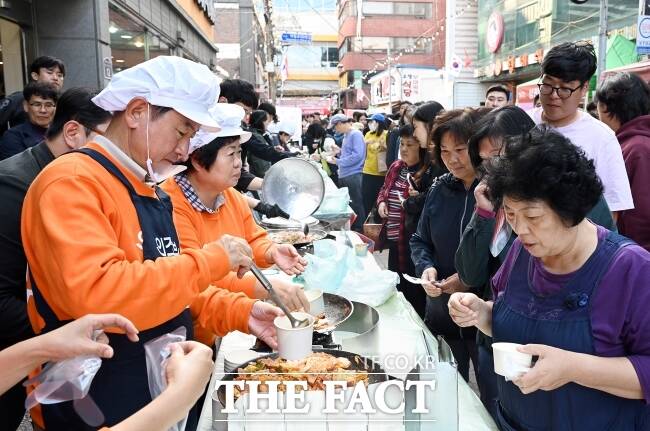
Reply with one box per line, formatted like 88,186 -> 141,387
338,172 -> 365,232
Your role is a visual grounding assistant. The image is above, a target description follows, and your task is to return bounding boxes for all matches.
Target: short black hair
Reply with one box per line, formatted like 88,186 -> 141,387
595,72 -> 650,126
23,81 -> 59,103
45,87 -> 112,140
542,41 -> 597,84
331,108 -> 344,115
186,136 -> 240,171
468,106 -> 535,168
258,102 -> 277,122
431,108 -> 479,166
486,85 -> 510,101
484,125 -> 603,227
305,123 -> 325,140
30,56 -> 66,78
219,79 -> 259,109
398,123 -> 415,139
352,111 -> 363,121
249,110 -> 268,131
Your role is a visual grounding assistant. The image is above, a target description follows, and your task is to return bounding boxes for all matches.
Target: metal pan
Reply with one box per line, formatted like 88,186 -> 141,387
316,292 -> 353,333
266,228 -> 327,248
214,348 -> 390,408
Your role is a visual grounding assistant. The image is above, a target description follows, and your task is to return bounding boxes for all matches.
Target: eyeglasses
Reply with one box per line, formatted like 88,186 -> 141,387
537,82 -> 583,100
29,102 -> 56,110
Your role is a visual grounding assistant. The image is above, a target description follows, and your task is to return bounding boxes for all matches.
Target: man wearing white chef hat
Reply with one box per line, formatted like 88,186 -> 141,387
163,103 -> 309,349
21,56 -> 283,430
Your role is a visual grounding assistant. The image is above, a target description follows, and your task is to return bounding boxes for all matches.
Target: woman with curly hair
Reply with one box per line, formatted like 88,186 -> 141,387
449,126 -> 650,430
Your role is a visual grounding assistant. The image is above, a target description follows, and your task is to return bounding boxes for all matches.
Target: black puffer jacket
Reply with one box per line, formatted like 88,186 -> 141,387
410,173 -> 478,339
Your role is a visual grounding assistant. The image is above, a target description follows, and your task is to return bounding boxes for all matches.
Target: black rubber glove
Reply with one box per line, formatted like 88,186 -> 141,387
255,202 -> 290,219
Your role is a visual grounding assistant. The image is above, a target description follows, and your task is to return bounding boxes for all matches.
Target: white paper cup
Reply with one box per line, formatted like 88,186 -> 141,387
492,342 -> 533,380
274,312 -> 315,360
304,289 -> 324,315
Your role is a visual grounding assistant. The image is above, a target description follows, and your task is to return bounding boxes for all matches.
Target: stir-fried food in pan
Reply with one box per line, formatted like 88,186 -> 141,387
233,352 -> 369,398
268,230 -> 314,245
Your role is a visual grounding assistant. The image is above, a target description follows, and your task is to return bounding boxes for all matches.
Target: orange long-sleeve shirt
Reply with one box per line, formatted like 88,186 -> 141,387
21,141 -> 253,336
161,178 -> 274,345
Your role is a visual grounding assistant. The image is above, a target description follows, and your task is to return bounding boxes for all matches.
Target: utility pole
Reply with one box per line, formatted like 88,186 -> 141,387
387,43 -> 392,114
597,0 -> 609,80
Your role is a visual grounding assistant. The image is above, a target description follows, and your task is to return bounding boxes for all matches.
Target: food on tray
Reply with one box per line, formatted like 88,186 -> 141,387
233,352 -> 369,398
268,230 -> 314,245
313,312 -> 332,331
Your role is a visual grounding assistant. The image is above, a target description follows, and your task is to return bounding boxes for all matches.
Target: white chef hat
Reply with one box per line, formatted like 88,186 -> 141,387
276,121 -> 295,136
92,56 -> 221,130
189,103 -> 252,153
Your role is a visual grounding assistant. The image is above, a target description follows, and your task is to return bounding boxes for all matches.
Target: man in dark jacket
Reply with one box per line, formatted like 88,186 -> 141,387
0,82 -> 58,160
0,56 -> 65,135
0,87 -> 111,430
595,72 -> 650,251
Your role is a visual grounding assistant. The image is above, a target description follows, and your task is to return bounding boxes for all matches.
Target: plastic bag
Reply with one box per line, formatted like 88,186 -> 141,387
144,326 -> 187,431
302,239 -> 361,294
337,268 -> 399,307
24,331 -> 104,426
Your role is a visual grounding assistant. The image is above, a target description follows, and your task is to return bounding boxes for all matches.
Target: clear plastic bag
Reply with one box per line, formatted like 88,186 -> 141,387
337,268 -> 399,307
24,331 -> 105,426
144,326 -> 187,431
302,239 -> 361,294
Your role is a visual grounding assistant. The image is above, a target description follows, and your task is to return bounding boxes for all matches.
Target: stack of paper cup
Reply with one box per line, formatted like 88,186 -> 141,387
304,289 -> 324,315
492,342 -> 533,380
224,350 -> 264,374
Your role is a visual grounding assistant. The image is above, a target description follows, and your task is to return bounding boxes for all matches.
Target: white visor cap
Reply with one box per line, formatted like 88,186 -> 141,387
189,103 -> 252,154
92,56 -> 221,131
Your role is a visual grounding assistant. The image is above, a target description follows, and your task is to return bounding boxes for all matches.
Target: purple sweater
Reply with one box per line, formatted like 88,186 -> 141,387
492,225 -> 650,403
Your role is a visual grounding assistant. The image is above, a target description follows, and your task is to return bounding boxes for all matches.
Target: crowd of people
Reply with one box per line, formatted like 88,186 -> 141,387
0,39 -> 649,431
298,41 -> 650,429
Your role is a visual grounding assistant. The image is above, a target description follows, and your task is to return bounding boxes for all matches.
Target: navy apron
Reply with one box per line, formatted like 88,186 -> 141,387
31,148 -> 195,430
491,231 -> 650,431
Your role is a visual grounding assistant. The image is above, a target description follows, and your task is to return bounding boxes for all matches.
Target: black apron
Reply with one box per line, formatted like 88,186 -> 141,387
31,148 -> 195,430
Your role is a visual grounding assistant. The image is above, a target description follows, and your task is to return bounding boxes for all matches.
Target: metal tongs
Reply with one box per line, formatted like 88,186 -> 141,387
250,264 -> 310,328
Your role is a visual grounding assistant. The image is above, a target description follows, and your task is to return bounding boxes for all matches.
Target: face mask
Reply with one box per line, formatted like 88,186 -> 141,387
369,122 -> 378,132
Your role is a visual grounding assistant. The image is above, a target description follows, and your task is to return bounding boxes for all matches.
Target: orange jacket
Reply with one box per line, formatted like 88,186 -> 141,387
161,178 -> 274,345
21,142 -> 253,336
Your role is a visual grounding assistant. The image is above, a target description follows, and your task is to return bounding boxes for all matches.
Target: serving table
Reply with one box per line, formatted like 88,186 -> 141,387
197,232 -> 497,431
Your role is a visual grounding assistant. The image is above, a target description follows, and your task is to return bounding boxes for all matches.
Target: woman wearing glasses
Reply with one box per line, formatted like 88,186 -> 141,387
529,41 -> 633,219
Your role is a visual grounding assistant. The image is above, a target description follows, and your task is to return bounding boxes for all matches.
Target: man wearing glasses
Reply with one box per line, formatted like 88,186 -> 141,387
529,41 -> 633,218
0,82 -> 58,160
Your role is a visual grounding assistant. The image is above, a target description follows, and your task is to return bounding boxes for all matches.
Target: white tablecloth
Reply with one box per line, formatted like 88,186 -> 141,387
197,233 -> 497,431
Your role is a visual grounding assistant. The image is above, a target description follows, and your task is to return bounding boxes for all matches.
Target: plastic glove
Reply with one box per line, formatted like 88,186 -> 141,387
255,202 -> 290,219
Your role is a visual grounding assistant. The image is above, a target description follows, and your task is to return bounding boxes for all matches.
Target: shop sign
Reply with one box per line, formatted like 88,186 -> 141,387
637,15 -> 650,54
486,12 -> 504,53
280,32 -> 312,45
482,48 -> 543,78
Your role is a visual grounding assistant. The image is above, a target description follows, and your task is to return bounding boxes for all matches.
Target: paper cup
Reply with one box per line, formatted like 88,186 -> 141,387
304,289 -> 324,315
492,342 -> 533,380
354,243 -> 369,257
274,312 -> 315,360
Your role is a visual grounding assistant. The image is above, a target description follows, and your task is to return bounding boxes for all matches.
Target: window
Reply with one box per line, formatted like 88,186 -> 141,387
360,1 -> 431,18
285,42 -> 339,69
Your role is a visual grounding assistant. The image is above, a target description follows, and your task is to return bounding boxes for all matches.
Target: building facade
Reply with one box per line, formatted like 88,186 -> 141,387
473,0 -> 640,101
273,0 -> 339,102
337,0 -> 446,110
214,0 -> 273,99
0,0 -> 217,96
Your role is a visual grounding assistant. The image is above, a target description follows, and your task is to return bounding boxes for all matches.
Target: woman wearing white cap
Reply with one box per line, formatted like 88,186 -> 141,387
20,56 -> 283,429
162,104 -> 309,348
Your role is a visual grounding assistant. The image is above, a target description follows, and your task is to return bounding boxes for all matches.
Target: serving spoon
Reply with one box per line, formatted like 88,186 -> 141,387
250,264 -> 310,328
